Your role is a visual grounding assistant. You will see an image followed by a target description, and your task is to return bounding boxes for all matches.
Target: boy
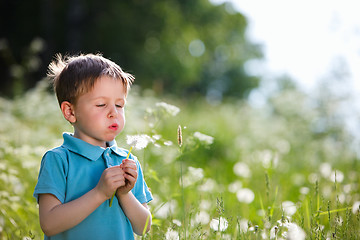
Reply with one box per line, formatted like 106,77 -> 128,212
33,53 -> 152,240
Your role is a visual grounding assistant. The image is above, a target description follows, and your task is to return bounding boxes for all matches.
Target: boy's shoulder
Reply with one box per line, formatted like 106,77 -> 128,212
42,145 -> 71,162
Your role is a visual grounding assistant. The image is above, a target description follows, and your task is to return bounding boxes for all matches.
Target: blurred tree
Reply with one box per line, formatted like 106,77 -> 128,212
0,0 -> 262,99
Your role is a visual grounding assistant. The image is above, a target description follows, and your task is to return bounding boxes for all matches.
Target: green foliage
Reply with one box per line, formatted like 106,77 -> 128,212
1,79 -> 359,239
0,0 -> 261,98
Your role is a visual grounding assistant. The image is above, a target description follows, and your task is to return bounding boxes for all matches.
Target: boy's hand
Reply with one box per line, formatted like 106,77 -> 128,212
116,159 -> 138,195
95,166 -> 125,200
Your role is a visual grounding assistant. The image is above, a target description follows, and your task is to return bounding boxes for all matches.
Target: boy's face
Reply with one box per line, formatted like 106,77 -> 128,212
71,76 -> 126,147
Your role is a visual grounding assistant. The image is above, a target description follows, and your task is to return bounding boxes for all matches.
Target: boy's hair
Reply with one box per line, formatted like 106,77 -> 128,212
48,53 -> 134,106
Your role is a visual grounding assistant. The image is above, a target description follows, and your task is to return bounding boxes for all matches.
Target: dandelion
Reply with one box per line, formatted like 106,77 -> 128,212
193,131 -> 214,145
156,102 -> 180,116
270,226 -> 278,239
210,217 -> 228,232
352,201 -> 360,214
281,201 -> 297,217
233,162 -> 251,178
192,211 -> 210,225
126,134 -> 153,150
183,166 -> 204,187
177,125 -> 182,147
236,188 -> 255,204
238,219 -> 249,233
319,162 -> 332,178
228,180 -> 242,193
198,178 -> 217,192
285,222 -> 306,240
165,228 -> 180,240
154,200 -> 177,219
330,170 -> 344,183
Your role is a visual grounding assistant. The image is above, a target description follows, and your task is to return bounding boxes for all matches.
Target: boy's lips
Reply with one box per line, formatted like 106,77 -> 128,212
109,123 -> 119,130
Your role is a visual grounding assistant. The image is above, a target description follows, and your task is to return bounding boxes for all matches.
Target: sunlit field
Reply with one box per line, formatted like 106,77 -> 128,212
0,80 -> 359,239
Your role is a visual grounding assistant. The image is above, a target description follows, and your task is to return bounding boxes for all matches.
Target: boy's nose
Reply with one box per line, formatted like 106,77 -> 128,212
108,106 -> 118,118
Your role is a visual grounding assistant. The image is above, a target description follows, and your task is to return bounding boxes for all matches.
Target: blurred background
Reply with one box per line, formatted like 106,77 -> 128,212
1,0 -> 360,239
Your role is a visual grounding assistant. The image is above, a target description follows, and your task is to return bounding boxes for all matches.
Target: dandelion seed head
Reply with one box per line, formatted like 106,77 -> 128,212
236,188 -> 255,204
165,228 -> 179,240
210,217 -> 228,232
183,166 -> 204,187
156,102 -> 180,116
192,211 -> 210,225
319,162 -> 332,178
299,187 -> 310,195
193,131 -> 214,145
285,222 -> 306,240
198,178 -> 217,192
352,201 -> 360,214
200,199 -> 212,210
228,180 -> 242,193
154,200 -> 177,219
233,162 -> 251,178
330,170 -> 344,183
172,219 -> 182,226
126,134 -> 152,150
282,201 -> 297,216
239,219 -> 249,233
270,226 -> 278,239
163,141 -> 173,146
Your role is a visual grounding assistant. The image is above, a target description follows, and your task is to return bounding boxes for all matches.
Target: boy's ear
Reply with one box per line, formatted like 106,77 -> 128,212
60,101 -> 76,123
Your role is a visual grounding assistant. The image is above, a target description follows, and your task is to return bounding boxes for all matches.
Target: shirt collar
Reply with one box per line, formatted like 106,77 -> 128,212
61,132 -> 128,161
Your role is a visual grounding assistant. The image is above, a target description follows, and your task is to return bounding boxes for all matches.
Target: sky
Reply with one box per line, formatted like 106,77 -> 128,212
210,0 -> 360,95
210,0 -> 360,150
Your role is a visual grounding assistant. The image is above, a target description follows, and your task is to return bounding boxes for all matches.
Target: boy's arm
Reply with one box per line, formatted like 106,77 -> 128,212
39,166 -> 125,236
117,193 -> 152,235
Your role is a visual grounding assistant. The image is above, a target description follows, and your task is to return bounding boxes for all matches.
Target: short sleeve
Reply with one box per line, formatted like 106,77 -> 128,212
33,149 -> 68,203
131,156 -> 153,204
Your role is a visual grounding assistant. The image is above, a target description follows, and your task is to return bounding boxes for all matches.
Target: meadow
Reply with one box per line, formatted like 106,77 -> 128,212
0,80 -> 359,239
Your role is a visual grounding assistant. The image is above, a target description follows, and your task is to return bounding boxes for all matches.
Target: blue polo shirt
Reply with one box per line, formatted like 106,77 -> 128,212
33,133 -> 153,240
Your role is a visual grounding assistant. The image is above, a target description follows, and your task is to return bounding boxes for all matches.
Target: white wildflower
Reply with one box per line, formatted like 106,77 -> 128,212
192,211 -> 210,225
164,141 -> 173,146
352,201 -> 360,214
299,187 -> 309,195
330,170 -> 344,183
210,217 -> 228,232
270,226 -> 278,239
126,134 -> 153,150
156,102 -> 180,116
282,201 -> 297,217
198,178 -> 217,192
233,162 -> 251,178
193,131 -> 214,145
319,162 -> 332,178
238,219 -> 249,233
183,167 -> 204,187
154,200 -> 177,219
228,180 -> 242,193
172,219 -> 182,226
236,188 -> 255,204
165,228 -> 179,240
200,199 -> 212,210
285,222 -> 306,240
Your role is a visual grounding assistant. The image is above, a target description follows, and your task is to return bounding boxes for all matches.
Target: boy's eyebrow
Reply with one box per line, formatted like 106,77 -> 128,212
91,96 -> 126,101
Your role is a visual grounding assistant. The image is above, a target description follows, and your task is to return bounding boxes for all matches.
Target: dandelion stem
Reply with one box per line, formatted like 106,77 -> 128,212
109,146 -> 133,207
317,207 -> 352,216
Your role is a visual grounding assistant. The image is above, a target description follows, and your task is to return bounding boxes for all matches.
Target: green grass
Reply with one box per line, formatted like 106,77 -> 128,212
0,81 -> 359,239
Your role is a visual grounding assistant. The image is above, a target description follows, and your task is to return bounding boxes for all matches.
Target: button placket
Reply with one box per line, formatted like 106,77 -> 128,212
103,148 -> 112,168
